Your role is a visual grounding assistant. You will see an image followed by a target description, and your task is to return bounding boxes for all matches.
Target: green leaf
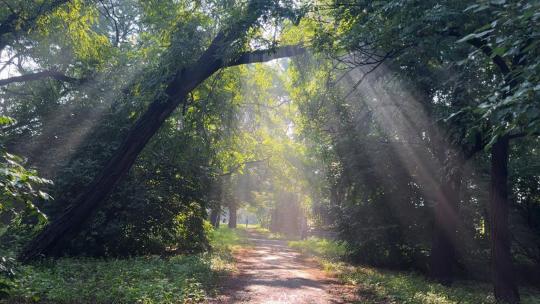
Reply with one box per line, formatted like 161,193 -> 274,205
0,116 -> 14,126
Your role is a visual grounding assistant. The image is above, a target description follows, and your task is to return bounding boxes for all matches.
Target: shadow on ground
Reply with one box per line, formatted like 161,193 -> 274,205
208,230 -> 357,304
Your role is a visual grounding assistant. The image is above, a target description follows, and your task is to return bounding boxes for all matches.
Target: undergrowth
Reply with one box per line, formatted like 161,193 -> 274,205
0,226 -> 246,304
289,237 -> 540,304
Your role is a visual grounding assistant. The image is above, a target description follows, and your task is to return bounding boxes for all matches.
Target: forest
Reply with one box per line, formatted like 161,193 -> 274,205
0,0 -> 539,303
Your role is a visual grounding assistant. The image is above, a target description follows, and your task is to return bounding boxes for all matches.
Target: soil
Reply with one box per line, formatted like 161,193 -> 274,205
208,230 -> 358,304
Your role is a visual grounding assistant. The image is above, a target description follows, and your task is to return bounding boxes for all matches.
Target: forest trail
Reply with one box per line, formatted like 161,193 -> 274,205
208,229 -> 356,304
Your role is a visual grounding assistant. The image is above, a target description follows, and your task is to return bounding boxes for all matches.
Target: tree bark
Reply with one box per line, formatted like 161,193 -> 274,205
228,202 -> 237,229
490,136 -> 519,304
0,70 -> 82,86
209,177 -> 223,228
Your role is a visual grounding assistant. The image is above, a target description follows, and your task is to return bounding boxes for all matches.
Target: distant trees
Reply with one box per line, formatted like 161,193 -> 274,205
270,192 -> 306,237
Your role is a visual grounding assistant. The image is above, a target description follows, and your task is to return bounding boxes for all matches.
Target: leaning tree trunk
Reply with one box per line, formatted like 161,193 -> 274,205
18,17 -> 304,260
19,87 -> 200,260
18,31 -> 229,261
430,154 -> 463,285
490,136 -> 519,304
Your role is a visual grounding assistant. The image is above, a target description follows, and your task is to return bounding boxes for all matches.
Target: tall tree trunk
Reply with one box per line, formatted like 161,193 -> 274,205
430,155 -> 463,285
228,202 -> 237,229
210,206 -> 221,229
450,26 -> 520,302
209,178 -> 223,228
490,136 -> 519,304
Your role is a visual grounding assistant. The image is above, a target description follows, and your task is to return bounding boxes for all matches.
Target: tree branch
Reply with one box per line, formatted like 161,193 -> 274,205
227,45 -> 306,67
447,28 -> 511,77
0,70 -> 83,86
465,38 -> 511,77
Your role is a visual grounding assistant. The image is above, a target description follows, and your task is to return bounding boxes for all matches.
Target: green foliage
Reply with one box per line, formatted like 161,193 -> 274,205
308,0 -> 540,148
46,113 -> 216,256
6,256 -> 218,303
2,227 -> 247,303
457,0 -> 540,143
174,203 -> 210,253
0,151 -> 50,227
0,116 -> 51,230
0,257 -> 16,299
292,0 -> 540,279
288,237 -> 347,261
208,226 -> 251,253
1,0 -> 312,258
290,238 -> 540,304
1,0 -> 539,301
0,117 -> 51,298
291,54 -> 435,268
328,264 -> 538,304
36,0 -> 112,66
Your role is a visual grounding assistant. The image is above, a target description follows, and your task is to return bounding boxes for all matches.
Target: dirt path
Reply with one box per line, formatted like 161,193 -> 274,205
208,230 -> 356,304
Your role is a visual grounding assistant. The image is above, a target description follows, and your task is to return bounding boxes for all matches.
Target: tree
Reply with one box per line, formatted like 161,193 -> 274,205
305,0 -> 491,281
296,2 -> 538,302
454,3 -> 539,301
19,0 -> 305,261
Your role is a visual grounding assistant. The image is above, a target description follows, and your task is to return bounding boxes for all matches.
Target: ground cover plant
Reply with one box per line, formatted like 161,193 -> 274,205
1,227 -> 244,304
290,238 -> 540,304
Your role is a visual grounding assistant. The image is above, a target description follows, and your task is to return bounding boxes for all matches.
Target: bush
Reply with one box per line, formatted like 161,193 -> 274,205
0,122 -> 52,299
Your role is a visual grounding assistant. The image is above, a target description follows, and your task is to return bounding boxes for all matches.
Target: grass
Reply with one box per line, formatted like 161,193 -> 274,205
238,225 -> 288,240
288,237 -> 540,304
289,237 -> 348,261
209,226 -> 252,252
1,227 -> 247,304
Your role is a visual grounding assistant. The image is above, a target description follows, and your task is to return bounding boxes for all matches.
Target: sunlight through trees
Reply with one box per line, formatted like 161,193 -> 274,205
0,1 -> 539,303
